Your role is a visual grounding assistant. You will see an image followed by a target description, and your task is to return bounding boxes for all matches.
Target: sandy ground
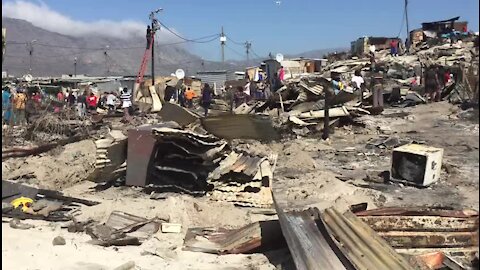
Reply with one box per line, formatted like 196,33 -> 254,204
2,102 -> 479,269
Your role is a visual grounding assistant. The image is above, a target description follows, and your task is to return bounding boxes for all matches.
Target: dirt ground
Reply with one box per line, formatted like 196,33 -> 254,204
2,101 -> 479,270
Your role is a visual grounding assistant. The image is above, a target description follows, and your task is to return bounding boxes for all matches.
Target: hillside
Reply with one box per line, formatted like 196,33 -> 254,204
2,17 -> 215,77
2,17 -> 348,77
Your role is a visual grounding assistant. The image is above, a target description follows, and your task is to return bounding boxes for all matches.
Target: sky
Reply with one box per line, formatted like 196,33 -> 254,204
2,0 -> 479,61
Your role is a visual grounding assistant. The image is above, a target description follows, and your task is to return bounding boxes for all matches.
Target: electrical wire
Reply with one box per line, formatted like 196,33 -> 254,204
396,1 -> 407,38
157,21 -> 220,43
250,48 -> 263,59
225,44 -> 244,58
225,35 -> 245,46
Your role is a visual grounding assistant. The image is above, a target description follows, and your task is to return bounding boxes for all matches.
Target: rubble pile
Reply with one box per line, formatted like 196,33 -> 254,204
149,127 -> 228,194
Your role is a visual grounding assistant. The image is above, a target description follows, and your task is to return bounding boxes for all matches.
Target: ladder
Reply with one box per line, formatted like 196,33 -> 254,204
135,34 -> 154,84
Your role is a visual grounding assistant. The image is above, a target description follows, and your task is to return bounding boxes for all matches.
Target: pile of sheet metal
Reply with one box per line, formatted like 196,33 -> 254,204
207,151 -> 277,208
147,127 -> 276,207
149,127 -> 228,194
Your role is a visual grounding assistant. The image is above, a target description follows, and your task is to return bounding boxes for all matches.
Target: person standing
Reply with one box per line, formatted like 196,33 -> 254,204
106,92 -> 117,114
87,92 -> 98,113
369,49 -> 376,72
120,87 -> 132,122
13,89 -> 27,125
184,87 -> 196,108
146,25 -> 152,49
55,90 -> 64,113
201,83 -> 213,116
351,70 -> 365,91
76,91 -> 87,118
278,66 -> 285,82
67,90 -> 76,107
390,39 -> 399,57
424,65 -> 440,102
372,76 -> 384,111
2,87 -> 12,124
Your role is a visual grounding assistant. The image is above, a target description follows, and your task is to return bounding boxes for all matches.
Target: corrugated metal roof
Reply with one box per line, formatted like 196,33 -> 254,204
323,208 -> 415,270
273,199 -> 355,270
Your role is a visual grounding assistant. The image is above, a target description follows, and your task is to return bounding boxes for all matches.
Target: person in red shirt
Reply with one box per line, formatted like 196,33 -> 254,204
444,70 -> 451,85
87,92 -> 98,113
55,91 -> 64,113
390,39 -> 399,57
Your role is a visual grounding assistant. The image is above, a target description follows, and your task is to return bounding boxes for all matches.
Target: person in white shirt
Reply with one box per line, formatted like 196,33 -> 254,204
120,87 -> 132,122
105,92 -> 117,114
351,70 -> 365,91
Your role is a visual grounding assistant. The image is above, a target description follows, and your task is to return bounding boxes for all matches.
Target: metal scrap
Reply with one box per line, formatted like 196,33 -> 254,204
274,196 -> 355,270
355,207 -> 479,267
183,220 -> 285,254
322,208 -> 414,270
200,114 -> 280,141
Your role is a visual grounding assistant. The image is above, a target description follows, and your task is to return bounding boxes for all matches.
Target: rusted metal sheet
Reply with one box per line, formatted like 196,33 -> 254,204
377,231 -> 478,248
200,114 -> 280,141
323,208 -> 414,270
183,220 -> 285,254
356,207 -> 479,268
396,247 -> 479,257
273,197 -> 354,270
125,126 -> 159,187
359,215 -> 479,232
355,207 -> 479,218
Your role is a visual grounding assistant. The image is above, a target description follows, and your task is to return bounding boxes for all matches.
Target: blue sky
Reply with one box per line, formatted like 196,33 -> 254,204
3,0 -> 479,61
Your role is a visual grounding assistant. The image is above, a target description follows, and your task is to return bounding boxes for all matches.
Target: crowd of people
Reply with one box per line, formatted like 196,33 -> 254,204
2,83 -> 134,125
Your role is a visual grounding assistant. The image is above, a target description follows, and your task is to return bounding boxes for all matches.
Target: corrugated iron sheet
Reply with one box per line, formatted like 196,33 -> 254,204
299,80 -> 324,95
201,114 -> 280,141
273,197 -> 355,270
323,208 -> 414,270
207,152 -> 276,208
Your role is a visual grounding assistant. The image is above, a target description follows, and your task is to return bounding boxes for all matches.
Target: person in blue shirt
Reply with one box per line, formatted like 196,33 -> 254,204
2,87 -> 12,124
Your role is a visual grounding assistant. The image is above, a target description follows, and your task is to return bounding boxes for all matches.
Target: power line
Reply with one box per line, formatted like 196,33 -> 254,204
157,21 -> 220,43
250,48 -> 263,59
225,35 -> 245,46
396,2 -> 407,38
225,44 -> 244,58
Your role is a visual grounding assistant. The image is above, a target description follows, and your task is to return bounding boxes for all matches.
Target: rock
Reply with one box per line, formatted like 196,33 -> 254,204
52,236 -> 66,246
9,218 -> 34,230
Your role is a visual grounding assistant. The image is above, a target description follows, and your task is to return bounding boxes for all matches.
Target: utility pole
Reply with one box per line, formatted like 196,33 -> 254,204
104,45 -> 109,76
405,0 -> 410,48
27,39 -> 36,74
74,57 -> 77,77
245,41 -> 251,65
220,27 -> 226,64
149,8 -> 162,86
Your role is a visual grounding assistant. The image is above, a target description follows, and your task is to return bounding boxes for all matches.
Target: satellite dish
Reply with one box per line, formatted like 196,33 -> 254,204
175,69 -> 185,80
23,74 -> 33,82
275,53 -> 284,62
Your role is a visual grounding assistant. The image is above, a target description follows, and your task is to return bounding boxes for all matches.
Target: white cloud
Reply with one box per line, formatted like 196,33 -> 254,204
2,0 -> 178,40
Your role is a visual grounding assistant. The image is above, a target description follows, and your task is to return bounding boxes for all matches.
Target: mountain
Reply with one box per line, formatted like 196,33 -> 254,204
2,17 -> 226,77
2,17 -> 348,77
